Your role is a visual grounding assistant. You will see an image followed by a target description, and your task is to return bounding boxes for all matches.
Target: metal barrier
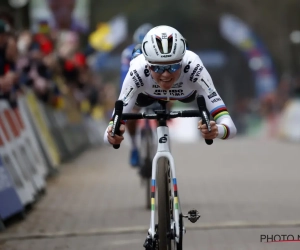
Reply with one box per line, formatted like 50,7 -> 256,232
0,89 -> 105,229
0,100 -> 37,207
0,156 -> 24,229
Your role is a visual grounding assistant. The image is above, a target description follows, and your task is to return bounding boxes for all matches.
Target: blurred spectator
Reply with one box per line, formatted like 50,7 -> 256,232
0,10 -> 14,30
56,31 -> 79,59
17,30 -> 33,57
17,30 -> 60,104
46,0 -> 88,33
1,8 -> 101,119
0,19 -> 18,107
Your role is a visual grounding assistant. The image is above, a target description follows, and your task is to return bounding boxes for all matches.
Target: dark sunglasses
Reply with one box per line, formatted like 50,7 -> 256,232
148,62 -> 182,74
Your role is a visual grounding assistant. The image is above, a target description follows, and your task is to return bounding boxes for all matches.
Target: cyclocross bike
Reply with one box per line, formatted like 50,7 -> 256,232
111,95 -> 213,250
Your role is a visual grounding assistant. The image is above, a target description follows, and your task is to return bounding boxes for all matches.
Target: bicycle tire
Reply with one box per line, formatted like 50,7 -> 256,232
140,127 -> 153,209
157,158 -> 182,250
157,157 -> 172,249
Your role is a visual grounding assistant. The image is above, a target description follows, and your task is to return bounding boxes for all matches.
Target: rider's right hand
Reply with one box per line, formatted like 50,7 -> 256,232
107,124 -> 126,146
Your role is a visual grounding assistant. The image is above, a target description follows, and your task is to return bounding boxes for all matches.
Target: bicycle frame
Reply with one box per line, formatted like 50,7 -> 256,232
111,95 -> 212,249
149,125 -> 182,243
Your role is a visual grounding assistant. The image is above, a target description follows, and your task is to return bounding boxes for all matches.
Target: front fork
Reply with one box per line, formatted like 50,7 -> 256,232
143,126 -> 201,249
144,126 -> 183,248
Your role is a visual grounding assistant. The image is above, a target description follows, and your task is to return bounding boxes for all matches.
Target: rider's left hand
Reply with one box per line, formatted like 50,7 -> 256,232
198,120 -> 218,140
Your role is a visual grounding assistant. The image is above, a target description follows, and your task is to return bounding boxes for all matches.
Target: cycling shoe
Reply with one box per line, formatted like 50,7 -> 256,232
130,148 -> 140,167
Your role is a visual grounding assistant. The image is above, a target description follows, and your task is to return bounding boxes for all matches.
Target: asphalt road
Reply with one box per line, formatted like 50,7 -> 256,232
1,136 -> 300,250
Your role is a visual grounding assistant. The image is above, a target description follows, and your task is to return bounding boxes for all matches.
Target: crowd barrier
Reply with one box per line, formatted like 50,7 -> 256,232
0,89 -> 106,231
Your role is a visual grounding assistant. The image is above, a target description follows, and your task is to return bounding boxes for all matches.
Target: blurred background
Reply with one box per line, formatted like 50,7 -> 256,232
1,0 -> 300,139
1,1 -> 300,249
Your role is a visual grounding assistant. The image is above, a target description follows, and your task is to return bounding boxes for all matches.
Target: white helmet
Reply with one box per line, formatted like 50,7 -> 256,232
141,25 -> 186,63
133,23 -> 153,44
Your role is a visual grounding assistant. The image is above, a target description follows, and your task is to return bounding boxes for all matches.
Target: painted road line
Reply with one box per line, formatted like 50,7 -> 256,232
1,220 -> 300,241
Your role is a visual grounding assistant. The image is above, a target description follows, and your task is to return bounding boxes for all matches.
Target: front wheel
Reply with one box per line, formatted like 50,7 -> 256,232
140,127 -> 154,210
157,158 -> 181,249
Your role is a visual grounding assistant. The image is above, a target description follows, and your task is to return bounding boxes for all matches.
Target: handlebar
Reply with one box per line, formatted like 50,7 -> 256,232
111,95 -> 213,148
121,110 -> 201,120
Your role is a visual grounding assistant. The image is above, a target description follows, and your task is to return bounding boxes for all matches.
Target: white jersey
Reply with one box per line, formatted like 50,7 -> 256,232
104,50 -> 237,143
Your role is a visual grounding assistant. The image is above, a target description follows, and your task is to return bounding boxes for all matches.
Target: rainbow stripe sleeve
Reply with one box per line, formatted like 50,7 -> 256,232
211,105 -> 230,140
211,105 -> 229,120
222,124 -> 230,139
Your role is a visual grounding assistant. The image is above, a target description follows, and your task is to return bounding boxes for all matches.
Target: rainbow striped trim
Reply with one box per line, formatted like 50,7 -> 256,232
222,124 -> 230,139
150,178 -> 179,211
211,105 -> 229,120
151,179 -> 156,210
173,178 -> 179,210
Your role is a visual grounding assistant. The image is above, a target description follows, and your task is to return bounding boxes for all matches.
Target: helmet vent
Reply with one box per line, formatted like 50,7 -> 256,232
180,38 -> 186,53
142,41 -> 149,56
156,35 -> 173,54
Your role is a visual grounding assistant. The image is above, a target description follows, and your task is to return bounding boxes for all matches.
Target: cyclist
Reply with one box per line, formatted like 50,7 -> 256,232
105,25 -> 237,147
120,23 -> 153,167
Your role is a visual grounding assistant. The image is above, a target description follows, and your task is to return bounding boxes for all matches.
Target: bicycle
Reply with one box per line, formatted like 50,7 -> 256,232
111,95 -> 213,249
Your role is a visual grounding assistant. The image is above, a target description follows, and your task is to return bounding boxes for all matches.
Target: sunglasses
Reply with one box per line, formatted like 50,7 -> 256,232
148,62 -> 182,74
